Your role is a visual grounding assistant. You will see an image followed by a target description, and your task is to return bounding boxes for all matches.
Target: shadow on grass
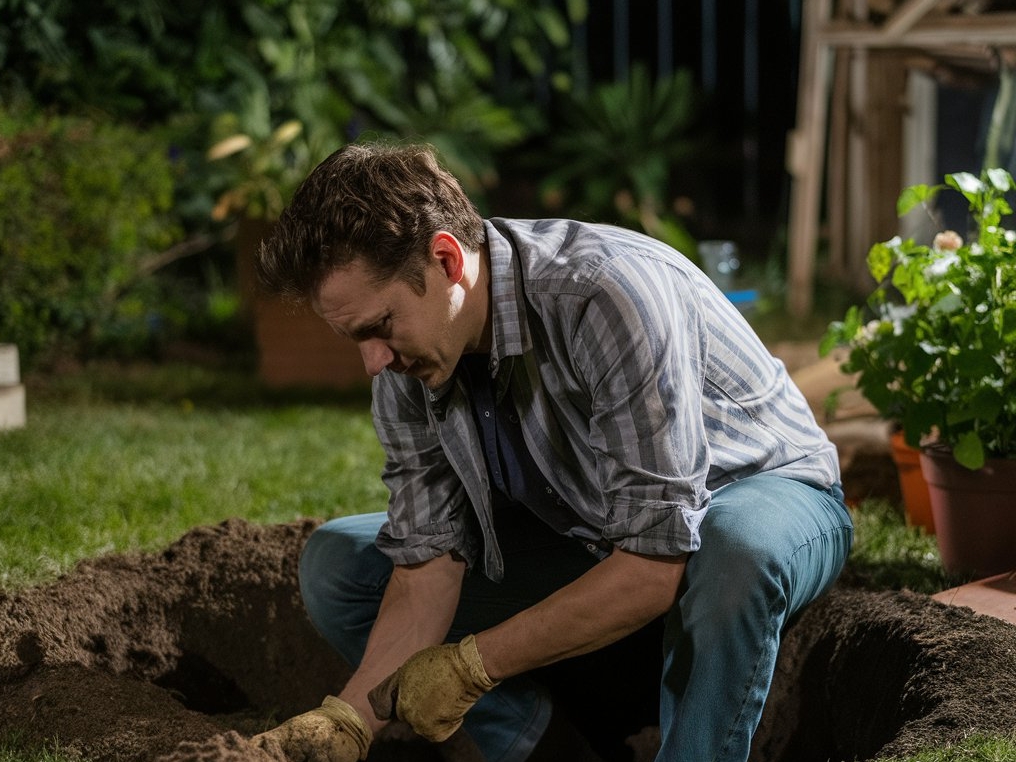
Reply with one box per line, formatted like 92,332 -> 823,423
839,559 -> 960,597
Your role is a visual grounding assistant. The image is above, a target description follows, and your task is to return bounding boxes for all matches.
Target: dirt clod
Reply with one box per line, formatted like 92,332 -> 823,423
156,731 -> 284,762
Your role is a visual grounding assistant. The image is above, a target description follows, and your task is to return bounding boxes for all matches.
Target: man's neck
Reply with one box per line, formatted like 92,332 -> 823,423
469,242 -> 494,354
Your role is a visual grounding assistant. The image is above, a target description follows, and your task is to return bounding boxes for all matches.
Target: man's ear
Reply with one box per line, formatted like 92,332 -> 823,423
430,232 -> 465,283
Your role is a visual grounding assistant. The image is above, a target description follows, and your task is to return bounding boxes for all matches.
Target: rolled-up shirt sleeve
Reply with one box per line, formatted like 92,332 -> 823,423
371,373 -> 478,568
570,255 -> 711,556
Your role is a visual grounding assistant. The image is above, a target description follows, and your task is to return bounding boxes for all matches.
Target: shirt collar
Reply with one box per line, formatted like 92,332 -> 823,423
485,219 -> 532,369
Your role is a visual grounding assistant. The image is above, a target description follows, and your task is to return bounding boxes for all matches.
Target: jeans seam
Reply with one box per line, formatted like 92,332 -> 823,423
716,592 -> 783,762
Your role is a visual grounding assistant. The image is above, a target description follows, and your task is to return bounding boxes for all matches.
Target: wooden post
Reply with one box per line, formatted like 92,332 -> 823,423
786,0 -> 833,318
827,46 -> 852,281
846,38 -> 870,294
858,49 -> 909,292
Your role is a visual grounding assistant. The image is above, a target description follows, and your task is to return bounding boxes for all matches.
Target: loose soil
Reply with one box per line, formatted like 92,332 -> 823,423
3,518 -> 1016,762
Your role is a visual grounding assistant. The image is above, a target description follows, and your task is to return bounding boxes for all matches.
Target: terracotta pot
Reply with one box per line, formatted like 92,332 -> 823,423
889,431 -> 935,533
920,447 -> 1016,579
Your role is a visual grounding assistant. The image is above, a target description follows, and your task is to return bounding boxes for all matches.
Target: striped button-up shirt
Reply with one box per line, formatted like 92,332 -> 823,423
371,219 -> 840,581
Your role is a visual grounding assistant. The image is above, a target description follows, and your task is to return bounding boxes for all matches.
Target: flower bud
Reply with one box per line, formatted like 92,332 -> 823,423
932,230 -> 963,251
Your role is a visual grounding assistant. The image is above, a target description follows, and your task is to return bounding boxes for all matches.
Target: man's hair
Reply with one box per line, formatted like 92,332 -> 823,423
256,142 -> 485,301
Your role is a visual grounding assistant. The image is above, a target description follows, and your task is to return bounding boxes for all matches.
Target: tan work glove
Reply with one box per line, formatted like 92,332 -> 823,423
368,634 -> 499,742
252,695 -> 372,762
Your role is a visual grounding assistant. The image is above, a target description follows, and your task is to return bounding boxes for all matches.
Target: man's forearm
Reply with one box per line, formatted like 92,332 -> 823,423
475,548 -> 686,681
339,552 -> 466,733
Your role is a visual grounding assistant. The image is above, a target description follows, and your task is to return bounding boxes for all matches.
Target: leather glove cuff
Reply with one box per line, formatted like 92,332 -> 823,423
457,634 -> 498,692
318,695 -> 373,760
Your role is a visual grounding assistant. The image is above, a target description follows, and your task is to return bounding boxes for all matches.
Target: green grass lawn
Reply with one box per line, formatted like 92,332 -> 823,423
0,361 -> 386,588
0,360 -> 1009,762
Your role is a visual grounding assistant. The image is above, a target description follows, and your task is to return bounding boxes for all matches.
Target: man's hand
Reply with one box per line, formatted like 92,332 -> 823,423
253,695 -> 372,762
367,634 -> 499,742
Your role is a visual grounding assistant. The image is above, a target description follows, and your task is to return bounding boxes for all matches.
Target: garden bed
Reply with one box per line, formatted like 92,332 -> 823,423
2,519 -> 1014,762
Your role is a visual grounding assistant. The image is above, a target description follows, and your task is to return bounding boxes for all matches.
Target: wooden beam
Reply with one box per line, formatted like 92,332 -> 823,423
821,13 -> 1016,47
882,0 -> 942,39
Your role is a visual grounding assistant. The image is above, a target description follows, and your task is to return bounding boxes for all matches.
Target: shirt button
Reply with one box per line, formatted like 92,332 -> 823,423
484,411 -> 491,418
586,543 -> 598,553
545,487 -> 553,494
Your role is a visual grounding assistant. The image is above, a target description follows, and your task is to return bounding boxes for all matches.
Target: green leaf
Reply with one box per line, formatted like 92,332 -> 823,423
947,171 -> 983,194
534,6 -> 568,47
954,349 -> 1003,380
896,184 -> 938,216
565,0 -> 589,24
952,431 -> 986,470
1001,305 -> 1016,340
449,28 -> 493,79
241,2 -> 286,39
903,403 -> 941,444
928,291 -> 963,316
510,34 -> 543,75
891,260 -> 930,302
867,242 -> 894,282
946,171 -> 984,204
947,388 -> 1003,426
818,326 -> 841,357
986,167 -> 1014,192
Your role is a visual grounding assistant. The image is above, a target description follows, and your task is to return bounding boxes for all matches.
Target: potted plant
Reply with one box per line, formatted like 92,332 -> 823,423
821,168 -> 1016,578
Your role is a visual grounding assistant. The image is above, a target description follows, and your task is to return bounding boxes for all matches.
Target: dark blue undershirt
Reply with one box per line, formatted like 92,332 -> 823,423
458,354 -> 610,558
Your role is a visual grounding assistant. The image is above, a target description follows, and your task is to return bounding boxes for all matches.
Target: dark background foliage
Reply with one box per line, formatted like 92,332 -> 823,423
0,0 -> 805,368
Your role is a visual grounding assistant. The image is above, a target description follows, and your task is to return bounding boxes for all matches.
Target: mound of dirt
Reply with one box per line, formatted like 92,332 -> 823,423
2,519 -> 1015,762
0,520 -> 457,761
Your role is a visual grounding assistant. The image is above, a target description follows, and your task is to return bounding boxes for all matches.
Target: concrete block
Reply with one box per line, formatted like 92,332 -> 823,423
0,384 -> 26,430
0,344 -> 19,386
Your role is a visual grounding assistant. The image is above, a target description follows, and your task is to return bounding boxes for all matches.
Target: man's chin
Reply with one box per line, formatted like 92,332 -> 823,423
421,372 -> 452,390
412,365 -> 453,391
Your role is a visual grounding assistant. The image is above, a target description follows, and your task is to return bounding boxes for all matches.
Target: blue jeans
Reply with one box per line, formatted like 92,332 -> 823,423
299,474 -> 853,762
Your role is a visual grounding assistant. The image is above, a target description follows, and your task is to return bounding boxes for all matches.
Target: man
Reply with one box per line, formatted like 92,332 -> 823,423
253,142 -> 853,762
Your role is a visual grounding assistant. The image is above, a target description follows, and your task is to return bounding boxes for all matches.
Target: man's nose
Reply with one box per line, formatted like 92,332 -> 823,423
359,339 -> 394,376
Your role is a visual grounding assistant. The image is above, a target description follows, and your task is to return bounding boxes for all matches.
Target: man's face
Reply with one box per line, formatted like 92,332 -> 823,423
313,249 -> 472,390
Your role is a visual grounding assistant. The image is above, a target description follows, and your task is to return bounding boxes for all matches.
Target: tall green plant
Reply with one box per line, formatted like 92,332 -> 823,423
538,64 -> 700,253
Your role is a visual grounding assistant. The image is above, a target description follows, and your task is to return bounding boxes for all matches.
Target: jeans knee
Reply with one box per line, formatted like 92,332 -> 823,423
299,517 -> 391,631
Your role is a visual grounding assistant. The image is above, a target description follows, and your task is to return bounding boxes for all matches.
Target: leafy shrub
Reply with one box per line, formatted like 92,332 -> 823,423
0,0 -> 584,222
536,64 -> 701,255
0,107 -> 184,367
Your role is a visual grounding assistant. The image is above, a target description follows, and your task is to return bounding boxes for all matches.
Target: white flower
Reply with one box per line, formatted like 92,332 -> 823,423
860,320 -> 881,342
924,251 -> 960,279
